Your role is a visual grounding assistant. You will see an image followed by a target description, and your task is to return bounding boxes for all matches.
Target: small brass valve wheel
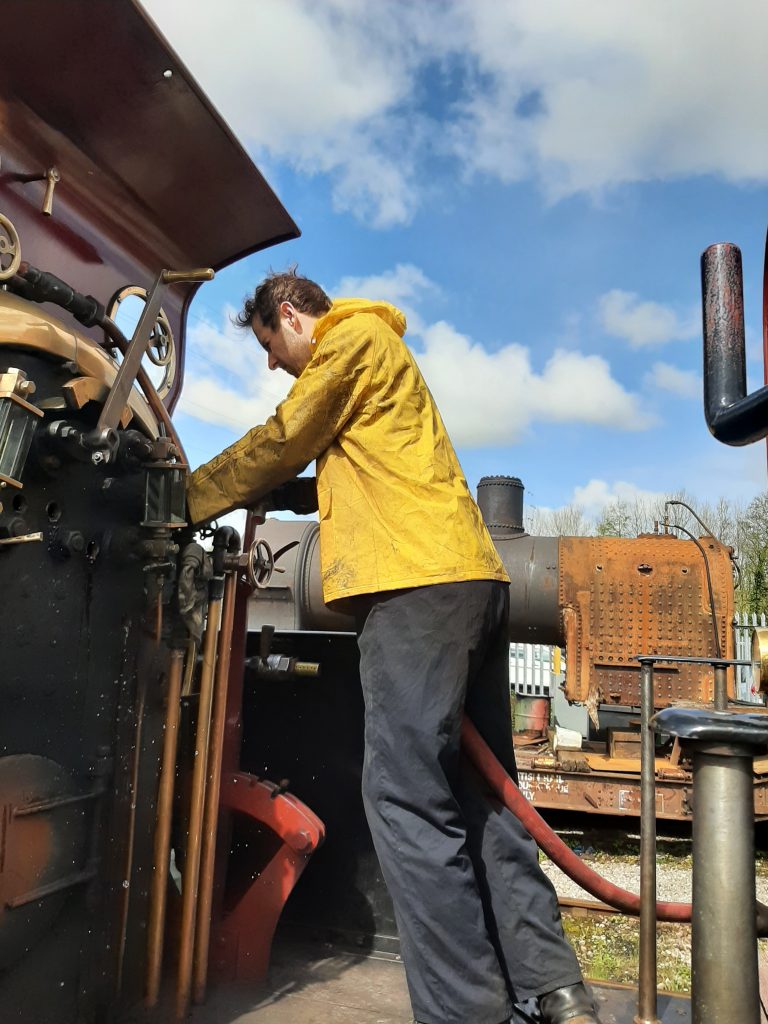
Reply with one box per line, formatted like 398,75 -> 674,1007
0,214 -> 21,281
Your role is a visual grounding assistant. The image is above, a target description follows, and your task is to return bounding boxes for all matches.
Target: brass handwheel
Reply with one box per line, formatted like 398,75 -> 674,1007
0,214 -> 21,282
106,284 -> 176,396
145,309 -> 174,367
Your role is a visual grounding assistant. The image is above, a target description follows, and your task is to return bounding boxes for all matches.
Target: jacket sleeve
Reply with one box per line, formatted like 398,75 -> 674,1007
186,322 -> 376,526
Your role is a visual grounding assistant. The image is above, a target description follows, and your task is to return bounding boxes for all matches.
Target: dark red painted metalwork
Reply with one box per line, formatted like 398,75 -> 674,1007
211,772 -> 325,983
206,512 -> 327,985
1,0 -> 299,409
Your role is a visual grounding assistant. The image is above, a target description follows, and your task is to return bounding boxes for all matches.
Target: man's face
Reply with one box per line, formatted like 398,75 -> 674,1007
251,303 -> 313,378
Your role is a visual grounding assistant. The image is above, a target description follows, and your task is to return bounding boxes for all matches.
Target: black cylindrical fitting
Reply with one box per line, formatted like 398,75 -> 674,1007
477,476 -> 525,537
701,242 -> 768,445
15,262 -> 104,327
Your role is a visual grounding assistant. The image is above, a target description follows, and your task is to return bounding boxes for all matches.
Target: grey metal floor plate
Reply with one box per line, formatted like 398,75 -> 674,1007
179,940 -> 691,1024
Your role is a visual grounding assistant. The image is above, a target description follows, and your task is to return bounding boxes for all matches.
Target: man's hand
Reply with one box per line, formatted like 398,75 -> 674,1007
261,476 -> 318,515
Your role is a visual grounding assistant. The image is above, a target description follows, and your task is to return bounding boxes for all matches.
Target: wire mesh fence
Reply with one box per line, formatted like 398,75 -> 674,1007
509,643 -> 560,698
733,611 -> 766,703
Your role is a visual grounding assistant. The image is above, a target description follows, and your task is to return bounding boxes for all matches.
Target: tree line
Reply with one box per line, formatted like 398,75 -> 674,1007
524,490 -> 768,615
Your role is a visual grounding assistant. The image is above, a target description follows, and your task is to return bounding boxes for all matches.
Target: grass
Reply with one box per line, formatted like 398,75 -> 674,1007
548,822 -> 768,994
562,914 -> 692,993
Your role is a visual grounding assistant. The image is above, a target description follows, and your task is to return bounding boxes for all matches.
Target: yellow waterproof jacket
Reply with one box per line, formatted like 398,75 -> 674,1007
187,299 -> 509,604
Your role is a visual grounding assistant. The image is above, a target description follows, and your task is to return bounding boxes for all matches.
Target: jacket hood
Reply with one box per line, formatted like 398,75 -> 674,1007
313,298 -> 407,345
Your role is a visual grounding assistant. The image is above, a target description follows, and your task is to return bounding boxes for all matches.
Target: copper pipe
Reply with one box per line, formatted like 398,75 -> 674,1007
154,586 -> 164,645
192,570 -> 238,1003
146,647 -> 186,1008
175,592 -> 223,1019
136,360 -> 186,459
182,637 -> 197,698
115,669 -> 148,998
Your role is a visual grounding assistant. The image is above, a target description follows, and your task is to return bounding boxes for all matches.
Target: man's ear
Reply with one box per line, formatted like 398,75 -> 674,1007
280,300 -> 297,328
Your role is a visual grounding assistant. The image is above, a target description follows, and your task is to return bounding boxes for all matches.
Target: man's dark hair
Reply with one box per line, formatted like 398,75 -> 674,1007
235,267 -> 332,331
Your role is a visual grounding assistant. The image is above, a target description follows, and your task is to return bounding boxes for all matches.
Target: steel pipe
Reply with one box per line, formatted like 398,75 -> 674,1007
691,744 -> 759,1024
636,661 -> 660,1024
193,570 -> 238,1004
146,646 -> 186,1008
713,662 -> 728,712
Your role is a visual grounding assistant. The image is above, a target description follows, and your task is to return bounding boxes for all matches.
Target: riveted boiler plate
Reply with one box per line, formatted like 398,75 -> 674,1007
0,755 -> 88,971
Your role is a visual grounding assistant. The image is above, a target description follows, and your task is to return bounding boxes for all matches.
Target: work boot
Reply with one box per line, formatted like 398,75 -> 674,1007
539,981 -> 602,1023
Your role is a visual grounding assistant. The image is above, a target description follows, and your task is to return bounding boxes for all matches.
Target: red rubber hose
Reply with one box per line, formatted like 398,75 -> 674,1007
460,716 -> 692,922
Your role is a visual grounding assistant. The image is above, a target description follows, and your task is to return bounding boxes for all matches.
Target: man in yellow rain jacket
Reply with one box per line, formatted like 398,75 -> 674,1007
187,270 -> 600,1024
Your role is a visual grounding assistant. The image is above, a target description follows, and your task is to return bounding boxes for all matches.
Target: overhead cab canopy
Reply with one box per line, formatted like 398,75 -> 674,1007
0,0 -> 299,406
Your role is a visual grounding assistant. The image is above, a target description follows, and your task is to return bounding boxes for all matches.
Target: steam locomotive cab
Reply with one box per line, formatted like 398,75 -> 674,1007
0,4 -> 298,1020
3,4 -> 766,1024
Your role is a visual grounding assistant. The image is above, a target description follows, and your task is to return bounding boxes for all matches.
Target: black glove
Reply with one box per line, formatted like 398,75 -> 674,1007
261,476 -> 318,515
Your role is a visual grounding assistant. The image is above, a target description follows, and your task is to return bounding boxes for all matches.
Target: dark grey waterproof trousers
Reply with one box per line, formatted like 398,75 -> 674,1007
356,580 -> 582,1024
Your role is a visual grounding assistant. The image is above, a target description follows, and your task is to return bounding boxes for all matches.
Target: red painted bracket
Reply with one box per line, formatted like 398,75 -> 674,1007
211,771 -> 325,983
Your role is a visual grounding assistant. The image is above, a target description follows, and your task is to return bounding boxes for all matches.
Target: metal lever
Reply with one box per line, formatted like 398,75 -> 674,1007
16,167 -> 60,216
161,269 -> 214,285
41,168 -> 60,217
92,267 -> 214,455
0,531 -> 43,546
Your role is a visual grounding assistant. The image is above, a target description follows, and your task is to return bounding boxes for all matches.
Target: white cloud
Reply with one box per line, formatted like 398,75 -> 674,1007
414,322 -> 653,447
571,479 -> 667,519
176,311 -> 292,444
144,0 -> 768,223
178,276 -> 651,450
524,478 -> 669,534
334,267 -> 652,444
450,0 -> 768,201
645,361 -> 701,399
334,264 -> 437,333
598,290 -> 698,348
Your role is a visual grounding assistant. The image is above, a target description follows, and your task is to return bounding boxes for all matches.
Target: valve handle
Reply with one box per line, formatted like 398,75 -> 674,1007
245,538 -> 275,589
0,214 -> 21,281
